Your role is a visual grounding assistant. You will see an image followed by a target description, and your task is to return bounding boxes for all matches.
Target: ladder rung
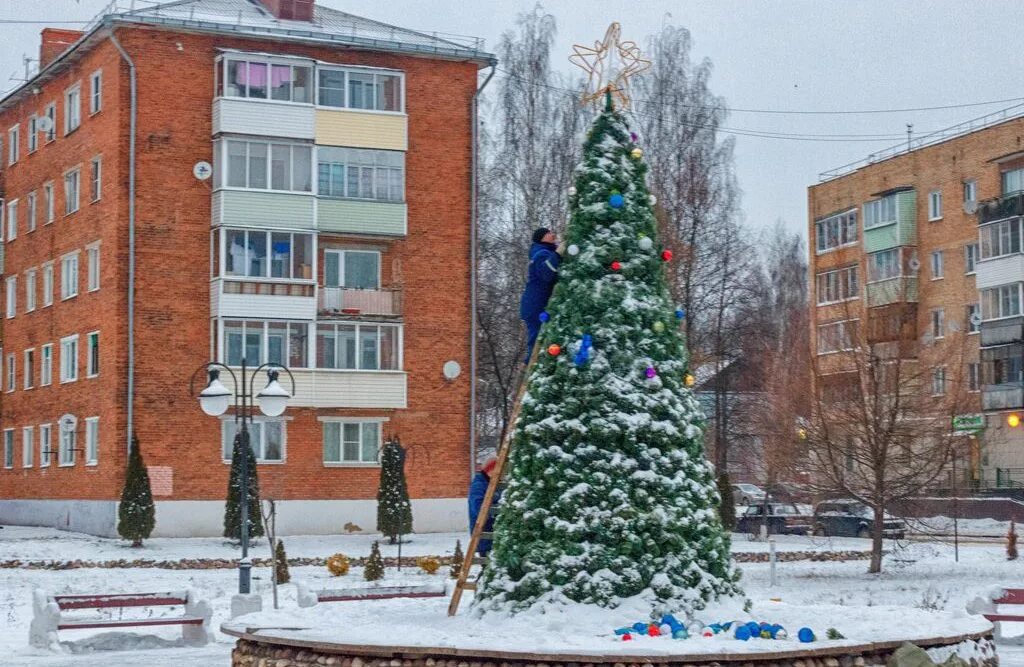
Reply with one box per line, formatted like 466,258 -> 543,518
459,582 -> 477,591
478,532 -> 493,540
471,557 -> 488,565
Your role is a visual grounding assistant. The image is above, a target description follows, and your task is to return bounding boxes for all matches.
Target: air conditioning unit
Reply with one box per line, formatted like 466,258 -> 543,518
963,200 -> 979,215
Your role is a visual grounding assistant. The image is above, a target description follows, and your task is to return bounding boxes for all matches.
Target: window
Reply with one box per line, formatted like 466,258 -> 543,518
965,243 -> 979,274
8,125 -> 19,165
39,424 -> 51,467
44,102 -> 56,142
59,425 -> 75,466
24,269 -> 35,312
85,417 -> 98,465
64,167 -> 80,214
221,419 -> 285,462
42,262 -> 53,306
324,250 -> 381,289
317,68 -> 402,111
814,209 -> 858,253
989,351 -> 1024,386
90,156 -> 101,202
815,266 -> 859,305
43,182 -> 54,223
89,70 -> 102,114
26,191 -> 36,232
867,248 -> 901,282
1003,168 -> 1024,195
40,344 -> 52,386
930,250 -> 944,279
928,190 -> 942,220
60,334 -> 78,383
61,253 -> 79,299
221,139 -> 312,192
981,284 -> 1022,320
964,179 -> 977,204
315,322 -> 401,370
5,353 -> 13,392
222,58 -> 312,104
980,219 -> 1022,259
22,427 -> 33,468
27,115 -> 37,153
967,303 -> 981,334
864,194 -> 898,230
931,308 -> 945,339
64,84 -> 81,134
3,430 -> 13,469
968,362 -> 980,392
222,319 -> 310,368
223,229 -> 313,280
317,147 -> 404,201
5,276 -> 15,318
817,320 -> 859,354
6,199 -> 17,241
87,244 -> 100,291
931,367 -> 947,396
86,331 -> 99,377
23,348 -> 33,389
322,420 -> 382,464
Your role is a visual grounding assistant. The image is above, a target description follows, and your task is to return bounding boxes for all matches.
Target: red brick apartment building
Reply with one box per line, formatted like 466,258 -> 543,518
0,0 -> 495,536
809,110 -> 1024,489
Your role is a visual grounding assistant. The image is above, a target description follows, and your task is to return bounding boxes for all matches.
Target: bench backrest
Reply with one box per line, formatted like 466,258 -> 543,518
994,589 -> 1024,605
53,592 -> 188,611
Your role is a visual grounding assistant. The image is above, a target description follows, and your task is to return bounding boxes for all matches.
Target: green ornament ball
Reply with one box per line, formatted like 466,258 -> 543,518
652,321 -> 665,333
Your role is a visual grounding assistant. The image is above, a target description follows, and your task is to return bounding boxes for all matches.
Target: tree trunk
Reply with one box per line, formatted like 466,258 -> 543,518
869,505 -> 884,574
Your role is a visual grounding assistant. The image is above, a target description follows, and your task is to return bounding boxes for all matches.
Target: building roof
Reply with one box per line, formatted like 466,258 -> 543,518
91,0 -> 493,62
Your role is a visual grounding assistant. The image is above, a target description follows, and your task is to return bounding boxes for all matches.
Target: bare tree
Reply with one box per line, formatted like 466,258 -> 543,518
803,300 -> 974,573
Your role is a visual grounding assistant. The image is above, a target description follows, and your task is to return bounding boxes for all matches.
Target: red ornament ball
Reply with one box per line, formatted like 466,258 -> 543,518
622,634 -> 633,641
611,261 -> 622,271
661,249 -> 673,262
547,344 -> 562,356
648,624 -> 661,636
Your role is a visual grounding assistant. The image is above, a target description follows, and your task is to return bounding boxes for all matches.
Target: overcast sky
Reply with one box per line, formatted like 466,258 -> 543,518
5,1 -> 1024,239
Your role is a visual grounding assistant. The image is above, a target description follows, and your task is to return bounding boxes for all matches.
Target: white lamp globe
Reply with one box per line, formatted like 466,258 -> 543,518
257,371 -> 290,417
199,370 -> 231,416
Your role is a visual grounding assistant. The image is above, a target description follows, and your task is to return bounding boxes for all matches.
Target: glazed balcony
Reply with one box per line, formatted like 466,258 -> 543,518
979,192 -> 1024,226
211,279 -> 317,319
983,384 -> 1024,411
318,287 -> 402,318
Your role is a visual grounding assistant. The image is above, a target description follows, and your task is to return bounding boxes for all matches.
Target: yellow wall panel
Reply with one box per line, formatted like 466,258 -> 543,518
315,109 -> 407,150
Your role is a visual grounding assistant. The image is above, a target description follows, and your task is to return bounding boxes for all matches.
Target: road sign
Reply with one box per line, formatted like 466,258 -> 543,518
952,413 -> 984,435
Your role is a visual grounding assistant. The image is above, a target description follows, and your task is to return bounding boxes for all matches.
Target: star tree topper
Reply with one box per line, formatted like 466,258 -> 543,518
570,22 -> 651,109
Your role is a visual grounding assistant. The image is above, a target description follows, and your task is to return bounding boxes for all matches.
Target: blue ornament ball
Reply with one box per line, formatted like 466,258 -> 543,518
609,193 -> 625,209
661,614 -> 680,628
745,622 -> 761,637
734,626 -> 751,641
632,622 -> 649,635
798,627 -> 815,643
539,311 -> 550,322
672,628 -> 688,640
675,308 -> 686,319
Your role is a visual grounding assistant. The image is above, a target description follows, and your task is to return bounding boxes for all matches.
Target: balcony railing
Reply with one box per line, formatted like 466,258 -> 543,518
318,287 -> 402,317
982,384 -> 1024,411
979,192 -> 1024,225
223,280 -> 314,297
980,317 -> 1024,347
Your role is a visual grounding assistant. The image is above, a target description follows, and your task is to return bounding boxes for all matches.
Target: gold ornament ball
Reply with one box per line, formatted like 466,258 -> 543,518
652,321 -> 665,333
631,147 -> 643,159
684,374 -> 696,387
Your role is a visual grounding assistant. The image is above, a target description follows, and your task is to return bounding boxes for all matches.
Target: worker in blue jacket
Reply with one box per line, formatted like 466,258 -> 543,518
519,227 -> 562,362
468,456 -> 502,556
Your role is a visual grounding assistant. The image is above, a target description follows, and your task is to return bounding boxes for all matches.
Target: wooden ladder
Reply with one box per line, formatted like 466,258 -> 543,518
447,344 -> 539,616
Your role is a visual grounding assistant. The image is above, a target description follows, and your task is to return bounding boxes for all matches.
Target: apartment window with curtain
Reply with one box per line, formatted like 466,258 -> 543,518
930,250 -> 944,279
22,427 -> 33,468
64,84 -> 81,134
324,250 -> 381,289
223,229 -> 313,280
24,269 -> 35,312
59,426 -> 75,466
40,343 -> 52,386
1003,168 -> 1024,194
85,417 -> 98,465
86,331 -> 99,377
928,190 -> 942,220
4,430 -> 13,468
64,167 -> 80,214
8,124 -> 18,165
964,179 -> 977,204
221,139 -> 312,192
5,275 -> 15,318
42,262 -> 53,306
316,323 -> 401,370
5,353 -> 13,392
221,58 -> 312,103
980,219 -> 1022,259
814,209 -> 857,253
931,309 -> 945,339
864,194 -> 898,229
222,319 -> 310,369
317,68 -> 402,112
26,191 -> 36,232
27,115 -> 37,153
968,362 -> 981,392
23,348 -> 33,390
60,334 -> 78,383
317,147 -> 404,202
221,419 -> 285,462
43,102 -> 56,142
967,304 -> 981,333
39,424 -> 51,467
981,284 -> 1023,320
867,248 -> 901,282
965,243 -> 979,274
6,198 -> 17,241
931,367 -> 947,396
322,420 -> 382,465
89,70 -> 102,114
816,320 -> 859,354
43,182 -> 54,223
90,156 -> 101,202
61,252 -> 79,299
87,243 -> 100,291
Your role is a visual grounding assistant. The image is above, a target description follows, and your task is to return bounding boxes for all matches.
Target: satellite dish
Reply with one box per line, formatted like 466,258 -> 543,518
963,200 -> 978,215
442,360 -> 461,381
908,257 -> 921,271
36,116 -> 53,132
970,311 -> 983,326
58,414 -> 77,434
193,161 -> 213,181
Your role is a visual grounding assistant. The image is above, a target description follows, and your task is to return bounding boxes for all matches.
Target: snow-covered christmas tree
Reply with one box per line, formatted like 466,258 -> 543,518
473,92 -> 740,618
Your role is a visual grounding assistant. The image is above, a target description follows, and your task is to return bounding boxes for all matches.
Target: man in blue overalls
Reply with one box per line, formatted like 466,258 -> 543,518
519,227 -> 561,362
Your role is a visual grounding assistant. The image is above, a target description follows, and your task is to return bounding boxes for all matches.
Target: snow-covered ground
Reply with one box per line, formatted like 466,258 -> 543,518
2,526 -> 1023,666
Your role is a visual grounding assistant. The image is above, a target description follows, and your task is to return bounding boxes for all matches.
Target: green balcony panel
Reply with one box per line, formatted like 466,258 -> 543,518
213,190 -> 316,229
317,199 -> 407,236
864,224 -> 899,253
896,190 -> 917,245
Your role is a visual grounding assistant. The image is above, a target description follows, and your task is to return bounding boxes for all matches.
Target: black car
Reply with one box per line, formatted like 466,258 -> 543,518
736,502 -> 812,537
812,500 -> 906,539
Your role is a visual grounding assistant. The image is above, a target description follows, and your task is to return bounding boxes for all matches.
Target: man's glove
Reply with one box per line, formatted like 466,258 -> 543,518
556,241 -> 567,256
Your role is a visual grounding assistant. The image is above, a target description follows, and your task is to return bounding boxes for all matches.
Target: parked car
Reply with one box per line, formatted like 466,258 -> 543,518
731,483 -> 767,506
812,500 -> 906,539
736,502 -> 812,537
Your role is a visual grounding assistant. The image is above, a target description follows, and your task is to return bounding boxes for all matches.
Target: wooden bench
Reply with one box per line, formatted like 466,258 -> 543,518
296,581 -> 447,608
30,589 -> 212,650
967,587 -> 1024,640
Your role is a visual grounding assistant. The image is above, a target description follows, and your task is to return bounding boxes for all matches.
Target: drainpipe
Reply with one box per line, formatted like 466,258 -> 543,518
470,60 -> 497,480
109,28 -> 137,456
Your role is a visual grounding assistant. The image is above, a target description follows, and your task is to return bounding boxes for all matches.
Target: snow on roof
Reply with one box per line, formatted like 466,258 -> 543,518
88,0 -> 493,62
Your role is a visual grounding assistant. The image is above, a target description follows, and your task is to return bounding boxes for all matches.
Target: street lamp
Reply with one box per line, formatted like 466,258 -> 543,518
191,360 -> 295,595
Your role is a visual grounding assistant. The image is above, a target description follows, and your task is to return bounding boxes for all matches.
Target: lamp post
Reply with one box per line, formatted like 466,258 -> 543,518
191,359 -> 295,595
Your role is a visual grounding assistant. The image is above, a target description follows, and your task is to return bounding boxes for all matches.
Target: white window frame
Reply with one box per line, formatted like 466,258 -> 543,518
3,429 -> 13,469
6,198 -> 17,241
85,417 -> 98,465
26,191 -> 36,233
931,366 -> 947,397
5,352 -> 13,392
814,208 -> 858,254
316,147 -> 405,202
43,102 -> 56,142
928,190 -> 942,221
60,334 -> 78,383
218,55 -> 315,105
58,425 -> 75,467
981,283 -> 1024,321
87,242 -> 100,291
40,343 -> 52,386
89,70 -> 102,115
816,319 -> 860,355
89,155 -> 101,202
980,218 -> 1022,260
217,138 -> 314,193
220,228 -> 316,281
965,243 -> 979,275
968,362 -> 981,393
42,262 -> 53,306
220,418 -> 287,463
931,308 -> 945,340
964,179 -> 977,204
43,182 -> 54,223
24,268 -> 35,312
930,250 -> 944,280
863,194 -> 899,230
39,423 -> 51,468
314,321 -> 403,371
867,248 -> 903,283
315,66 -> 405,113
64,83 -> 81,135
64,166 -> 80,215
815,265 -> 859,306
86,331 -> 99,378
23,348 -> 33,389
5,275 -> 15,318
220,319 -> 312,369
967,303 -> 981,334
320,417 -> 386,466
27,114 -> 38,153
22,426 -> 33,468
7,124 -> 19,165
61,251 -> 79,300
